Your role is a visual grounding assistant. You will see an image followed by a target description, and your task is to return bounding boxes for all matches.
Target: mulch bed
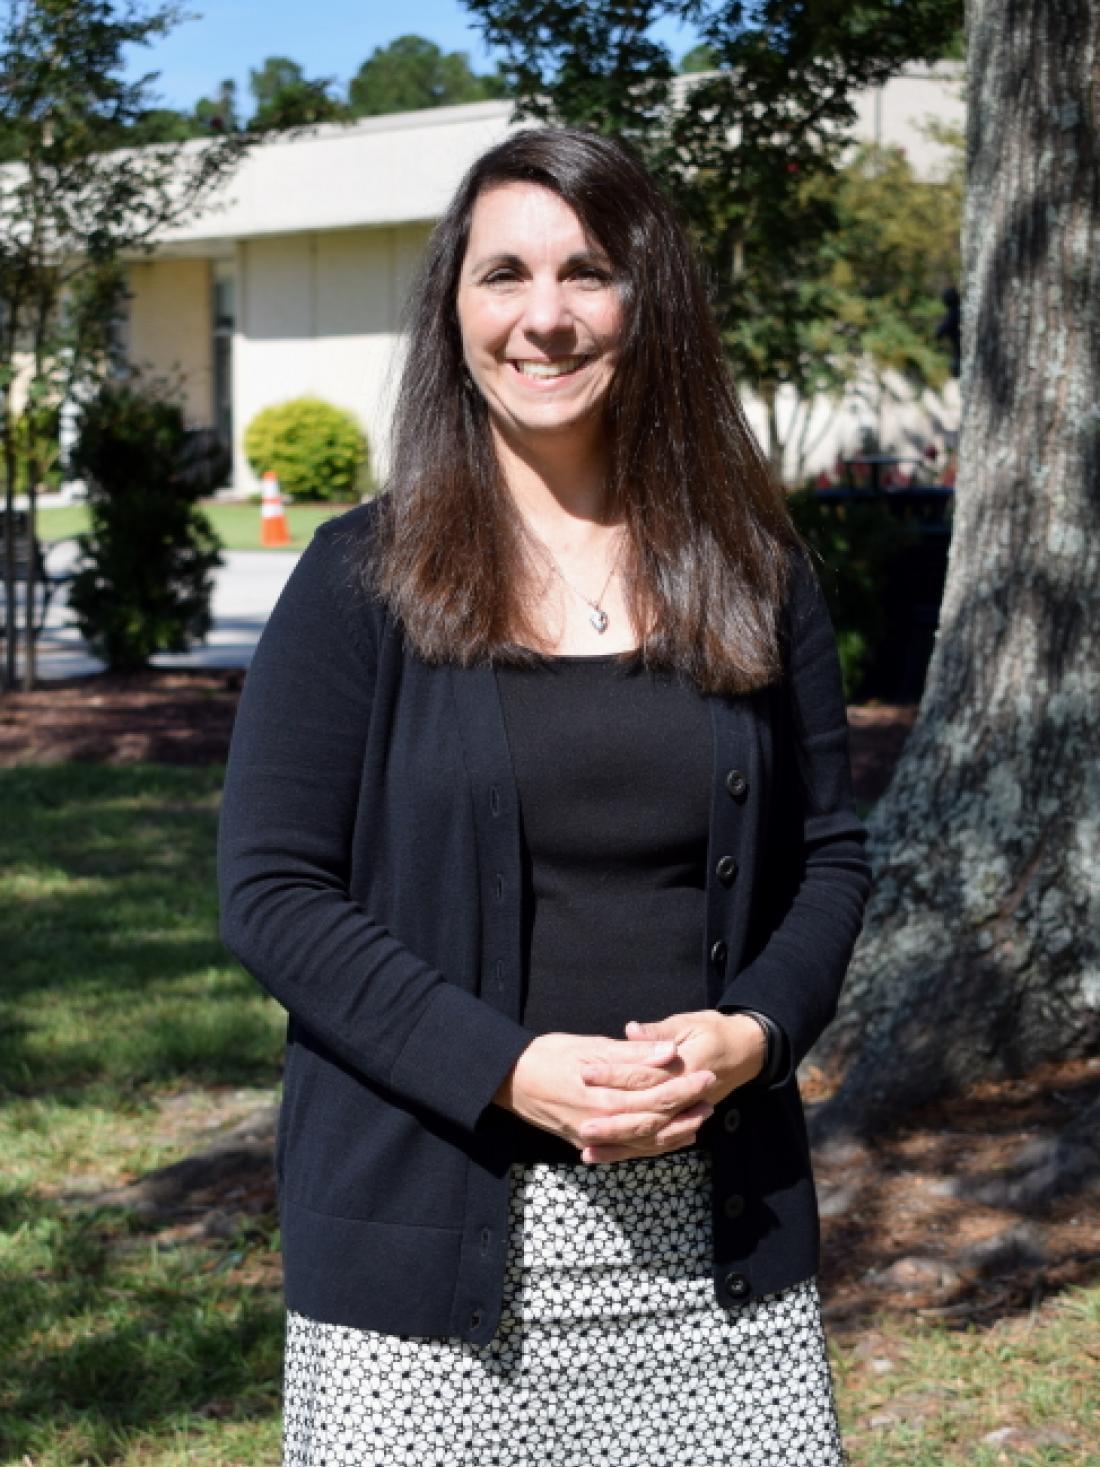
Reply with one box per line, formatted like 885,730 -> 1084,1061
0,666 -> 917,806
846,702 -> 919,806
811,1054 -> 1100,1334
0,667 -> 243,768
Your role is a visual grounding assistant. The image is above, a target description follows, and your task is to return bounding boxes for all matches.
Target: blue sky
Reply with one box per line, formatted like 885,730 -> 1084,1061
126,1 -> 700,113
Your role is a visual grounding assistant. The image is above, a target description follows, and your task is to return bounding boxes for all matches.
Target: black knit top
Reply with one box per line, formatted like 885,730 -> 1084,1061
494,650 -> 713,1161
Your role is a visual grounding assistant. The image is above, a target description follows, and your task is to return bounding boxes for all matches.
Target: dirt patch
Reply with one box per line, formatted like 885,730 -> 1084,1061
1,667 -> 915,805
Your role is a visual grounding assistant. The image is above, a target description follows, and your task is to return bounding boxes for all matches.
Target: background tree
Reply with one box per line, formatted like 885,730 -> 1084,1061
0,0 -> 250,691
824,134 -> 962,386
193,79 -> 241,135
348,34 -> 505,117
678,43 -> 718,74
247,55 -> 345,132
777,131 -> 962,484
71,77 -> 240,145
121,105 -> 202,143
56,77 -> 246,147
812,0 -> 1100,1135
463,0 -> 963,474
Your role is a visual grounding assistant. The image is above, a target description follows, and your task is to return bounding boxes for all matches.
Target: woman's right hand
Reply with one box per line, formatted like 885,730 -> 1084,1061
492,1032 -> 715,1161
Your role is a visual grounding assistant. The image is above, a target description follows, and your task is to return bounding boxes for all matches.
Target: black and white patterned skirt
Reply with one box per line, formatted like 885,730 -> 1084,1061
283,1148 -> 844,1466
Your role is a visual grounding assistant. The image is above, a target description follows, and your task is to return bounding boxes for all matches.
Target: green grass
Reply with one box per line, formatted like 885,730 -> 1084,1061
835,1288 -> 1100,1464
0,766 -> 282,1099
0,764 -> 286,1466
35,504 -> 91,543
2,762 -> 1097,1465
0,1190 -> 284,1466
37,500 -> 356,553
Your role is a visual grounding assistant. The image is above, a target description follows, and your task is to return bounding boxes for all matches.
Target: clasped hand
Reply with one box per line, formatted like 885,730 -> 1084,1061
495,1011 -> 767,1164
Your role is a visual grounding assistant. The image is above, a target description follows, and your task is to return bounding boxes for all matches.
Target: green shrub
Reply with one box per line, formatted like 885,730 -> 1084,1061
12,402 -> 62,494
67,383 -> 225,672
787,489 -> 921,699
243,396 -> 368,503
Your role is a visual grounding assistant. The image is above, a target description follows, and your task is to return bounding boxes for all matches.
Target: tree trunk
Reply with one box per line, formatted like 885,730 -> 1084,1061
2,408 -> 17,692
22,470 -> 37,692
813,0 -> 1100,1136
761,382 -> 784,481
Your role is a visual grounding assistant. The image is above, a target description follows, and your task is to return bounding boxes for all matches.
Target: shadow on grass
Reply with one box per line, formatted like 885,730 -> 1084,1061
0,1186 -> 283,1462
0,765 -> 283,1100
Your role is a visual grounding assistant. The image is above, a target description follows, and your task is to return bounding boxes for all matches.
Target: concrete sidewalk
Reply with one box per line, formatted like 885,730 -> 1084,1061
26,542 -> 300,681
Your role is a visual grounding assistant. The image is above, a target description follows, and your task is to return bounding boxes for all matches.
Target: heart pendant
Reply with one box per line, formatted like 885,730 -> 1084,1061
589,608 -> 609,633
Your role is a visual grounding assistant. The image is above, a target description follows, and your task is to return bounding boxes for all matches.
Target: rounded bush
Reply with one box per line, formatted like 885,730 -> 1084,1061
243,396 -> 369,503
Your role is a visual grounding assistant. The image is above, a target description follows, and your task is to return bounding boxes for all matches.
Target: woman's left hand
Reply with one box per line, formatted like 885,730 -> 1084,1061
576,1011 -> 767,1163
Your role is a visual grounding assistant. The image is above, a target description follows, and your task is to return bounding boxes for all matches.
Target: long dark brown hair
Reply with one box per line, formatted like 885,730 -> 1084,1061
368,126 -> 804,695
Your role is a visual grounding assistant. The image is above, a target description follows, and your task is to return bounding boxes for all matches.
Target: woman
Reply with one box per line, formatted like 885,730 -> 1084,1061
218,127 -> 872,1466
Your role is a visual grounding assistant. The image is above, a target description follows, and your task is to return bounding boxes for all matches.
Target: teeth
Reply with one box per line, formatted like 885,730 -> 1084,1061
515,357 -> 587,378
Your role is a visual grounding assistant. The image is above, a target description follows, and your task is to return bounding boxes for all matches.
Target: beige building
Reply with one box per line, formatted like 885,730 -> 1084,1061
126,65 -> 965,491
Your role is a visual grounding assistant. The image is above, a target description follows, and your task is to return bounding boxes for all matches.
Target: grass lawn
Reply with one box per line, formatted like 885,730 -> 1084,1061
34,504 -> 90,544
835,1290 -> 1100,1463
2,762 -> 1097,1465
0,764 -> 285,1466
36,500 -> 357,553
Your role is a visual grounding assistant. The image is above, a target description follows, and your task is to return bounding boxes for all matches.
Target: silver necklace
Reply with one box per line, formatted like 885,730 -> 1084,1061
528,528 -> 625,634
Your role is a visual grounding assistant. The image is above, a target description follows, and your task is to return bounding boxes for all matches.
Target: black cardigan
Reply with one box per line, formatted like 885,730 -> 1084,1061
216,498 -> 872,1344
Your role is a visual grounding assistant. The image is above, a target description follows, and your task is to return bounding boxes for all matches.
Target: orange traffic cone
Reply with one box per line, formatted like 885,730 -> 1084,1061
260,471 -> 291,547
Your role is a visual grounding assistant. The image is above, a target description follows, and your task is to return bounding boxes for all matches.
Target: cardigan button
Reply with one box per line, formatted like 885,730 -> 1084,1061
724,1271 -> 750,1301
723,1194 -> 746,1219
725,769 -> 749,801
715,855 -> 738,885
470,1308 -> 483,1329
710,939 -> 728,966
722,1107 -> 742,1134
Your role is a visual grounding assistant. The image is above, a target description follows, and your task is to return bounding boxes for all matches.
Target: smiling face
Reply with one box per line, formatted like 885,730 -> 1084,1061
455,182 -> 624,459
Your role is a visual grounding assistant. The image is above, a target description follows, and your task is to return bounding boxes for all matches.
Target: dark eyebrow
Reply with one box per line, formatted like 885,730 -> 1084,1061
466,248 -> 613,276
466,251 -> 525,275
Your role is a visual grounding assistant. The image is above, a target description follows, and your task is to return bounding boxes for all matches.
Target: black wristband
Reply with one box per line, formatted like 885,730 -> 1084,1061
724,1007 -> 784,1087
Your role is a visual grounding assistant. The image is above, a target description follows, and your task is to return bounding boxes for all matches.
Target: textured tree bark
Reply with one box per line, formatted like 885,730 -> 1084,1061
813,0 -> 1100,1136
